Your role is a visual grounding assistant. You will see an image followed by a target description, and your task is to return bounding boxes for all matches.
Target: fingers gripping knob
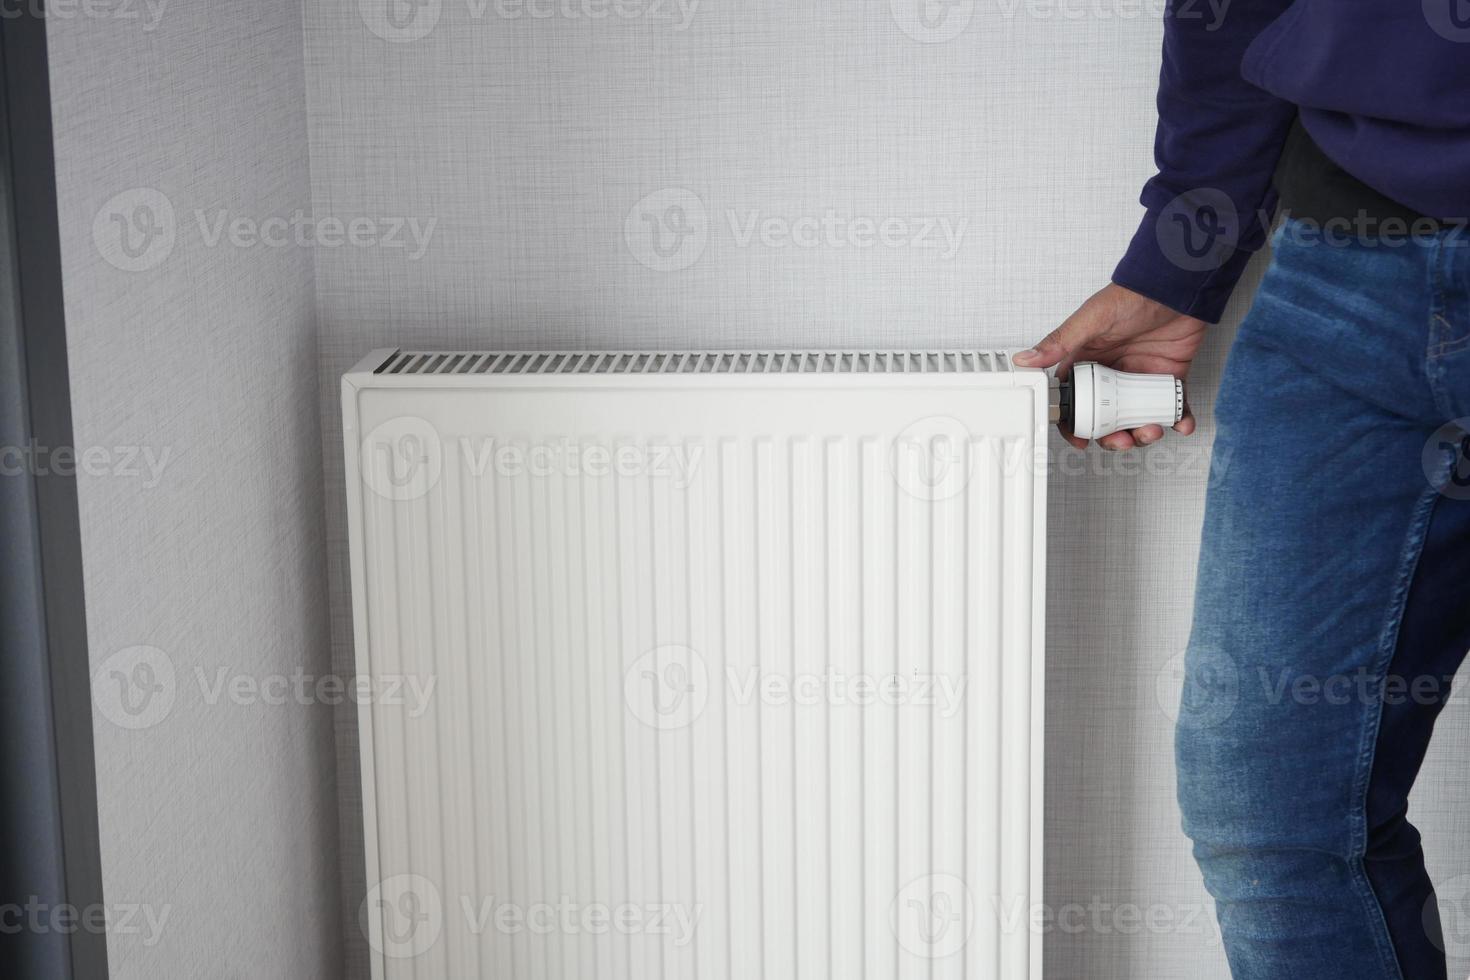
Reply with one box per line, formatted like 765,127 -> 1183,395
1064,362 -> 1185,440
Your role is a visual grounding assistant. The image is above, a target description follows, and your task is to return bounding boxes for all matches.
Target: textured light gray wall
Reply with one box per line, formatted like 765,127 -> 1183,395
291,2 -> 1466,978
300,5 -> 1231,976
48,2 -> 342,978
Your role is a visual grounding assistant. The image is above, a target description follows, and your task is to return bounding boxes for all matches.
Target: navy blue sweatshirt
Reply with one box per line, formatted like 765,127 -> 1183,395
1112,0 -> 1470,322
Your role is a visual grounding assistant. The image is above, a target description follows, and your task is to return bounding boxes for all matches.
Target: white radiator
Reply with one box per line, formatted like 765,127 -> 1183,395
343,349 -> 1046,980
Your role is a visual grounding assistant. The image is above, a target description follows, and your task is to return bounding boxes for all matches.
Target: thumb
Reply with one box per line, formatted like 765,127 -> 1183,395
1012,311 -> 1094,372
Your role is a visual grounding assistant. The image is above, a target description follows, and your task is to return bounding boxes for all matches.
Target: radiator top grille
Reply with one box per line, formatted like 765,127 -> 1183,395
374,349 -> 1015,377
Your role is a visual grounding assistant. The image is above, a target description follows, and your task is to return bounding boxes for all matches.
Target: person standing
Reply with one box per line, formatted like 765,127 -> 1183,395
1015,4 -> 1470,977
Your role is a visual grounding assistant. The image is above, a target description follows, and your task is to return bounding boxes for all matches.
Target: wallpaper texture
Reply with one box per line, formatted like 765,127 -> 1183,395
302,4 -> 1470,977
46,1 -> 1470,978
48,3 -> 342,977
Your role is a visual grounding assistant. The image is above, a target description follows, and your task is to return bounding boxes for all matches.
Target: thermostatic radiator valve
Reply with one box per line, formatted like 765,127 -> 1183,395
1047,362 -> 1185,440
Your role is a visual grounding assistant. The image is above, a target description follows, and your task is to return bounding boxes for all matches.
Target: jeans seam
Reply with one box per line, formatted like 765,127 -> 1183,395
1350,483 -> 1442,980
1430,338 -> 1470,360
1426,240 -> 1459,417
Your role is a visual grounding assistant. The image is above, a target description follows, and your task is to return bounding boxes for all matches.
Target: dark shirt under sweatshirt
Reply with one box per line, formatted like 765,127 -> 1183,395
1111,1 -> 1470,323
1273,118 -> 1450,238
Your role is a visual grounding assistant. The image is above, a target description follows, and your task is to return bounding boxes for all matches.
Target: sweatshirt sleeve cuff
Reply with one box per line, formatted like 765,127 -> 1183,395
1110,204 -> 1259,324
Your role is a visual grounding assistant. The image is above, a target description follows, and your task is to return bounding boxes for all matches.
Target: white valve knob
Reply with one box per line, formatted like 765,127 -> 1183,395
1069,362 -> 1184,440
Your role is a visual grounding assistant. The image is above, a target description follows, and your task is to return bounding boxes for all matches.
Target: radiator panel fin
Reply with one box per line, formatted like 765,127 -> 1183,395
374,349 -> 1013,377
345,372 -> 1044,980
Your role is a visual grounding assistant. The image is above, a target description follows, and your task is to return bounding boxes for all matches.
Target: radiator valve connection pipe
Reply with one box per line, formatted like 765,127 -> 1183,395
1048,362 -> 1185,440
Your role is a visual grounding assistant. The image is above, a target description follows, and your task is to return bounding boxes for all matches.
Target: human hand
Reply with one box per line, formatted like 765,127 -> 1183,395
1013,283 -> 1206,450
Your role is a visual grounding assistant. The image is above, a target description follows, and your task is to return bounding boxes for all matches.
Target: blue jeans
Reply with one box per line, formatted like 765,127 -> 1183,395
1178,219 -> 1470,979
